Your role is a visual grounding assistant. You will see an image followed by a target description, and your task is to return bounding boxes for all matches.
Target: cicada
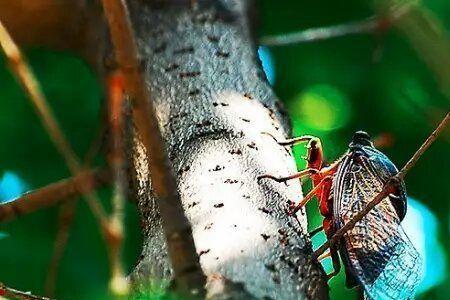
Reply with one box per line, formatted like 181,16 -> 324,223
259,131 -> 422,300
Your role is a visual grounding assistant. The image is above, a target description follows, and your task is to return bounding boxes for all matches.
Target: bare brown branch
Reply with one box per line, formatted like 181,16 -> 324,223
105,71 -> 129,295
0,169 -> 110,223
0,18 -> 110,227
44,200 -> 77,297
313,111 -> 450,259
260,3 -> 412,46
0,282 -> 52,300
100,0 -> 206,296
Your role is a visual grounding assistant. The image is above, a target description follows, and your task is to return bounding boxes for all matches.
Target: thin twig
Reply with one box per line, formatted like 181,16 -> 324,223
260,3 -> 412,46
0,169 -> 110,223
45,124 -> 109,296
313,111 -> 450,259
44,200 -> 77,297
0,18 -> 108,228
0,282 -> 52,300
101,0 -> 206,296
106,71 -> 129,295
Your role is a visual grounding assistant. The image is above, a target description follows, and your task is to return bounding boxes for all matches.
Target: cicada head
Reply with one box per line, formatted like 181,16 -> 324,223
349,131 -> 374,149
305,137 -> 323,170
343,130 -> 408,221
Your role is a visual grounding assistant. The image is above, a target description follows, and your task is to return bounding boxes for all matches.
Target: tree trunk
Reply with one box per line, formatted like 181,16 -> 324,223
127,1 -> 328,299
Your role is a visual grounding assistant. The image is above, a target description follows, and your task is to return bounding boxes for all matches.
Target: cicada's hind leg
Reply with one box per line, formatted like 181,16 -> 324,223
326,245 -> 341,280
309,225 -> 324,238
317,245 -> 341,280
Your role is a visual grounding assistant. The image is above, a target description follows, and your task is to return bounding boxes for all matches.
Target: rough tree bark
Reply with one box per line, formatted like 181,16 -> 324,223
127,1 -> 327,299
0,0 -> 329,299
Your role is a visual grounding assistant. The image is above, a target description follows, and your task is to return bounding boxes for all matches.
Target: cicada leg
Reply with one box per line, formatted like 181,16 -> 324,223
262,132 -> 317,147
309,225 -> 324,238
326,246 -> 341,280
289,175 -> 333,214
257,168 -> 319,183
315,244 -> 341,280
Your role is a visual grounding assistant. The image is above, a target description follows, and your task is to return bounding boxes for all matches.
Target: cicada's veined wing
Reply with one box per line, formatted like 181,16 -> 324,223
333,147 -> 423,300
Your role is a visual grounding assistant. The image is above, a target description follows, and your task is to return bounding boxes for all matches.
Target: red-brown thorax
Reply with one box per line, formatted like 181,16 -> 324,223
305,138 -> 336,236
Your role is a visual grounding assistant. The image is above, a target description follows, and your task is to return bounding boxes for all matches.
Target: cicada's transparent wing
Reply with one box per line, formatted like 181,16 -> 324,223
333,149 -> 422,300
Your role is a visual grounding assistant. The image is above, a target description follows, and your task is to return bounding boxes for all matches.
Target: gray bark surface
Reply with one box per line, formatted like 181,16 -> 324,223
127,1 -> 328,299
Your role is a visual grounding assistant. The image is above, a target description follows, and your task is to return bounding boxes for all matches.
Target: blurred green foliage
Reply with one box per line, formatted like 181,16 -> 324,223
0,1 -> 448,299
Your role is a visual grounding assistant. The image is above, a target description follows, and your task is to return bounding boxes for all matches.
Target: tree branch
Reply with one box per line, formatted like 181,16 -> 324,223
101,0 -> 206,296
0,17 -> 110,225
313,111 -> 450,259
0,169 -> 110,223
0,282 -> 52,300
260,3 -> 412,46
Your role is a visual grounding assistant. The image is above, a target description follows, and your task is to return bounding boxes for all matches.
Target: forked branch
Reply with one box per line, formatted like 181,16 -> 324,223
313,111 -> 450,259
0,18 -> 108,228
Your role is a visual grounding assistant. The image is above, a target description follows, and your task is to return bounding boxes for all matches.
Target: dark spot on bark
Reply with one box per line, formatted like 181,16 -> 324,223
261,233 -> 270,241
207,35 -> 220,43
247,142 -> 258,150
286,259 -> 297,271
215,257 -> 220,260
212,102 -> 229,107
199,249 -> 210,257
177,165 -> 190,176
174,46 -> 194,54
188,88 -> 200,96
233,224 -> 237,228
204,223 -> 213,230
265,263 -> 276,272
195,120 -> 212,128
241,118 -> 250,122
216,50 -> 230,58
263,297 -> 275,300
243,93 -> 253,99
214,203 -> 224,208
279,237 -> 289,246
279,254 -> 286,261
278,228 -> 287,236
259,207 -> 272,215
164,63 -> 179,72
229,149 -> 242,155
188,202 -> 198,209
179,71 -> 201,78
210,165 -> 224,171
240,250 -> 244,253
154,42 -> 167,53
272,275 -> 280,284
224,179 -> 238,184
242,195 -> 250,199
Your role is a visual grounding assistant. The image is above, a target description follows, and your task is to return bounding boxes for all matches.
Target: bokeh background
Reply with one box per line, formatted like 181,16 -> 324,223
0,0 -> 448,299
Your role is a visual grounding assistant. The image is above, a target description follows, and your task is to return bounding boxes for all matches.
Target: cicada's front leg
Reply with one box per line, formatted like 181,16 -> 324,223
257,168 -> 320,183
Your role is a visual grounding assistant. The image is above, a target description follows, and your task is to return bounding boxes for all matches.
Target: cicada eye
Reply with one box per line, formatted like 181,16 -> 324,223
350,131 -> 373,147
